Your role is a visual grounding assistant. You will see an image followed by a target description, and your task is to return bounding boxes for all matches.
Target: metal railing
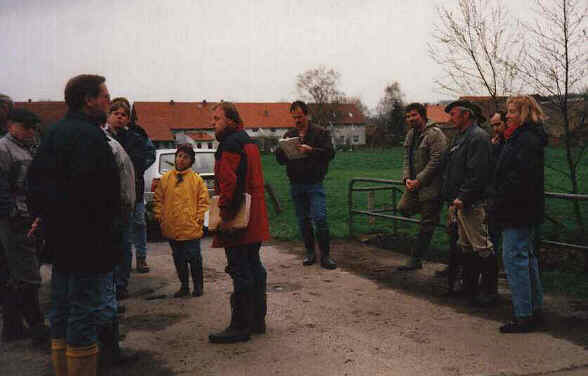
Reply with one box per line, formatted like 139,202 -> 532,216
348,177 -> 588,251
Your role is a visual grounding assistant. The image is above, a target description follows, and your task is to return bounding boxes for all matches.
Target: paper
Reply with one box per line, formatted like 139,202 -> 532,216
208,193 -> 251,231
279,137 -> 306,160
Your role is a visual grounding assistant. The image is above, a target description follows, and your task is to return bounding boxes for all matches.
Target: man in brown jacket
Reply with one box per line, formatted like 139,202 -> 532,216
398,103 -> 448,271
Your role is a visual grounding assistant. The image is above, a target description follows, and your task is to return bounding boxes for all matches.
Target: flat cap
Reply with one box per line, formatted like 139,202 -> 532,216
445,100 -> 486,123
7,108 -> 41,128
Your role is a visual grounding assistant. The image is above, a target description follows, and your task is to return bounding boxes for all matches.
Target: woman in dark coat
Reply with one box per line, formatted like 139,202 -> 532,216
493,96 -> 547,333
208,102 -> 270,344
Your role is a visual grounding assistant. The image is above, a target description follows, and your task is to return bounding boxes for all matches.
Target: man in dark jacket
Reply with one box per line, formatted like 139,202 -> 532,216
276,101 -> 337,269
442,100 -> 494,304
209,102 -> 270,344
0,108 -> 48,343
27,74 -> 121,376
397,103 -> 447,271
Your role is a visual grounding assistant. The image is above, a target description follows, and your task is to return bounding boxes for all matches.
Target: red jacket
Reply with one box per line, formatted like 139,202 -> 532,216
212,127 -> 270,248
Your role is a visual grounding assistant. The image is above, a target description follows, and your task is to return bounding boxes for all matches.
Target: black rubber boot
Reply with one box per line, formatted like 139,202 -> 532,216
250,284 -> 267,334
302,219 -> 316,266
462,251 -> 481,304
209,291 -> 252,344
317,227 -> 336,270
98,320 -> 139,370
476,253 -> 499,307
446,224 -> 460,294
19,283 -> 49,343
1,284 -> 25,342
189,259 -> 204,297
399,231 -> 434,271
172,255 -> 190,298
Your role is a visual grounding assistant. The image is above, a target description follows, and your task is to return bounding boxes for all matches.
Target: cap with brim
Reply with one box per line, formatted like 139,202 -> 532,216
445,100 -> 486,123
7,108 -> 40,128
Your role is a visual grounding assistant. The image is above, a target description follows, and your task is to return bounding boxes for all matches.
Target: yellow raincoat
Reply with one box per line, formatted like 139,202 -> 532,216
153,168 -> 209,240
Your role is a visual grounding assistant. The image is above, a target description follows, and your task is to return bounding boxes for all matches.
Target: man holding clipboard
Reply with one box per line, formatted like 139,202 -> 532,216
276,101 -> 337,270
208,102 -> 270,344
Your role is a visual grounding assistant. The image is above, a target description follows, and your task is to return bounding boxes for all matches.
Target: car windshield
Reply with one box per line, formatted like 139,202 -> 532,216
159,152 -> 215,175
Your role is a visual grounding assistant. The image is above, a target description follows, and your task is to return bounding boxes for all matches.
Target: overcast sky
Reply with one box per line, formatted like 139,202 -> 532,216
1,0 -> 529,112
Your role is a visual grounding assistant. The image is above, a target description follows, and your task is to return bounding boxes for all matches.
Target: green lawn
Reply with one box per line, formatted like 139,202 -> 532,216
262,146 -> 588,298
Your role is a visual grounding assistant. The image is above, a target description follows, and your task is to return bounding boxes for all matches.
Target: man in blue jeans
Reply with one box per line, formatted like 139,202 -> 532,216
276,101 -> 336,270
27,74 -> 121,376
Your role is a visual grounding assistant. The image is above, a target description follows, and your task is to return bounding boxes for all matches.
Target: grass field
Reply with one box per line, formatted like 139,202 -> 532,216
262,146 -> 588,298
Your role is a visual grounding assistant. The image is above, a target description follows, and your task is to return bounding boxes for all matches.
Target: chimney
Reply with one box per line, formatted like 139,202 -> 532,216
169,99 -> 175,105
202,99 -> 207,105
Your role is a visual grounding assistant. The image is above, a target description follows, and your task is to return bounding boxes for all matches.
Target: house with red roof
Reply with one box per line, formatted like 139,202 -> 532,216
11,99 -> 367,150
133,101 -> 366,150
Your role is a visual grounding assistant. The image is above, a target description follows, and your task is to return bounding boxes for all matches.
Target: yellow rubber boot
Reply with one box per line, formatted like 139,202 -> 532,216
51,339 -> 67,376
66,343 -> 98,376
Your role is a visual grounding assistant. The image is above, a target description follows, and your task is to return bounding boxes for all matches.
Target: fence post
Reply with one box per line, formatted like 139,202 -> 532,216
368,190 -> 375,226
392,188 -> 398,236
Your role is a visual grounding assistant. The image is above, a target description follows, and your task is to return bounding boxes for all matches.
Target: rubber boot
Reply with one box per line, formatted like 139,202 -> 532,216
476,253 -> 499,307
19,283 -> 49,343
189,259 -> 204,297
98,320 -> 139,370
136,257 -> 150,273
172,255 -> 190,298
302,219 -> 316,266
66,343 -> 98,376
446,224 -> 461,294
1,284 -> 25,342
462,251 -> 480,304
250,283 -> 267,334
51,339 -> 67,376
209,291 -> 252,343
317,227 -> 336,270
399,231 -> 434,271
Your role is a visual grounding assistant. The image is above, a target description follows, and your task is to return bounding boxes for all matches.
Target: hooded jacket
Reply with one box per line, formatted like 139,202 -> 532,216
213,123 -> 270,248
153,168 -> 209,241
492,122 -> 547,227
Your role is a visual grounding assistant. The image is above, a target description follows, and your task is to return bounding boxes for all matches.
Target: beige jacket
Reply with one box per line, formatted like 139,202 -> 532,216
402,121 -> 448,201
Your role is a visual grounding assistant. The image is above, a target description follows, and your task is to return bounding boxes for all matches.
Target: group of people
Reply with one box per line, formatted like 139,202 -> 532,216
398,98 -> 547,334
0,73 -> 548,376
0,74 -> 339,376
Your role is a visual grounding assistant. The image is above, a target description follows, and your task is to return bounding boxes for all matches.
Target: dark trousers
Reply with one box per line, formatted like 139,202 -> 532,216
225,243 -> 266,294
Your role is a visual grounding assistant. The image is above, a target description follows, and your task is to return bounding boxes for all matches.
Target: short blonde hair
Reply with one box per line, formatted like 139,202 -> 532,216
506,96 -> 546,124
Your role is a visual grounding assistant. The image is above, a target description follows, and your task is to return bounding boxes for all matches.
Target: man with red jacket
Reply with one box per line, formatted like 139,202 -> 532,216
208,102 -> 270,344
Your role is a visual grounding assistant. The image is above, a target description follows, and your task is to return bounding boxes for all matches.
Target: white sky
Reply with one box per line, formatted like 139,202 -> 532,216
1,0 -> 529,112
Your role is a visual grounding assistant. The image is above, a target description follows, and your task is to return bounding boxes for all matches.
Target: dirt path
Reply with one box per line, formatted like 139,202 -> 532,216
1,238 -> 587,376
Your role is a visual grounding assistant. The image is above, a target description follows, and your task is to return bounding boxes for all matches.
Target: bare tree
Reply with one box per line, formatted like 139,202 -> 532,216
296,65 -> 344,127
516,0 -> 587,247
428,0 -> 522,111
369,82 -> 406,147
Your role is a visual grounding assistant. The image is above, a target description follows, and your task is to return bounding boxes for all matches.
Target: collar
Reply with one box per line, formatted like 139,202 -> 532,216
6,133 -> 33,149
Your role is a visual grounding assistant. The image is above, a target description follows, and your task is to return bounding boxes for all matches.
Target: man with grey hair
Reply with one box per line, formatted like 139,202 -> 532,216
441,100 -> 494,305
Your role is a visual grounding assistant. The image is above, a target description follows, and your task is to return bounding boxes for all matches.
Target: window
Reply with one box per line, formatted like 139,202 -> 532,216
208,143 -> 213,149
270,128 -> 276,133
353,135 -> 359,143
197,143 -> 202,149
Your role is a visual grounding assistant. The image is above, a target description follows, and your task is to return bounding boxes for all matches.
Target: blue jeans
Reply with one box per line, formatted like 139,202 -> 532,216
49,268 -> 113,346
225,243 -> 266,294
290,183 -> 329,240
131,201 -> 147,260
502,226 -> 544,318
114,217 -> 132,290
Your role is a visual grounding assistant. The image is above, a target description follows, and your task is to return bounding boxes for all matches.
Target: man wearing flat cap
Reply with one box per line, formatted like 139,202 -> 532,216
0,108 -> 48,342
0,94 -> 13,136
441,100 -> 495,305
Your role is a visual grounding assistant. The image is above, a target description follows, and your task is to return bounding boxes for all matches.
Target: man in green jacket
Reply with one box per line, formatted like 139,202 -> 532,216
398,103 -> 448,271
